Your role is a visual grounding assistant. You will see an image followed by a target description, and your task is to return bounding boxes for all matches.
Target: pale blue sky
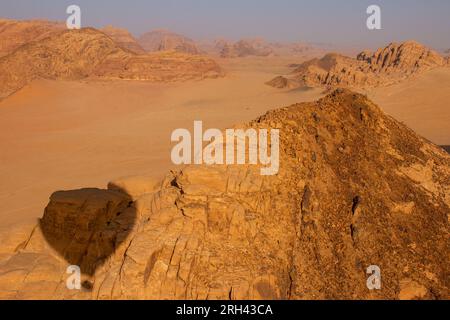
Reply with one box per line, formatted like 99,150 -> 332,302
1,0 -> 449,49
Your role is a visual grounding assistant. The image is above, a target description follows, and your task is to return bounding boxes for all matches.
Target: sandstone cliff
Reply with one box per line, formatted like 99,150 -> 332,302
219,38 -> 274,58
138,29 -> 199,54
0,90 -> 448,300
214,39 -> 324,58
0,28 -> 222,99
0,19 -> 65,58
101,25 -> 146,54
199,38 -> 322,58
268,41 -> 448,89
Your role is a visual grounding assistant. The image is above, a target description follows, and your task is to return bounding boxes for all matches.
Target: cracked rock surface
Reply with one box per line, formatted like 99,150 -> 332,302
0,89 -> 448,299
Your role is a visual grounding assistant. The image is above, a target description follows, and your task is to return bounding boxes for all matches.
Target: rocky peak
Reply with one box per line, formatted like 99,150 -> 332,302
138,29 -> 199,54
101,25 -> 145,54
0,19 -> 65,57
220,38 -> 274,58
0,28 -> 222,99
268,41 -> 448,89
357,41 -> 446,74
0,89 -> 448,299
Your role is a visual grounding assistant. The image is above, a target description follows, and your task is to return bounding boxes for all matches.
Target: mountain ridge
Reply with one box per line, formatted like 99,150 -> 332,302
267,41 -> 449,89
0,27 -> 223,99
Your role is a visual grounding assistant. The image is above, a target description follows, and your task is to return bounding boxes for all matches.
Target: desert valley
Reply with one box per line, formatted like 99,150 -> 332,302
0,15 -> 448,300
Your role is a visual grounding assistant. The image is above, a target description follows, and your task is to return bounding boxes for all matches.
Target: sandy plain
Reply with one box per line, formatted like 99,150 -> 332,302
0,56 -> 449,234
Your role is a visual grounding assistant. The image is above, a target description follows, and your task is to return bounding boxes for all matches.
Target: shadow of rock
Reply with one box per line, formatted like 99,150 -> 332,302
39,188 -> 135,276
2,90 -> 448,300
440,145 -> 450,154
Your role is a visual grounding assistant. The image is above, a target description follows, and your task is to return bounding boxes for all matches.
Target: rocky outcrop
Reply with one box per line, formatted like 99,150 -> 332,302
200,39 -> 322,58
138,29 -> 199,54
265,76 -> 300,89
0,19 -> 65,58
268,41 -> 448,89
219,38 -> 273,58
39,189 -> 134,276
0,28 -> 223,99
356,41 -> 446,74
101,25 -> 146,54
0,90 -> 449,300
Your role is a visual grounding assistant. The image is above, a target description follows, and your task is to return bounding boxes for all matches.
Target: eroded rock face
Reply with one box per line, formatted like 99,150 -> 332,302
266,76 -> 300,89
101,25 -> 146,54
138,29 -> 199,54
0,19 -> 65,58
219,39 -> 274,58
356,41 -> 445,73
0,90 -> 448,300
0,28 -> 223,99
268,41 -> 448,89
202,38 -> 321,58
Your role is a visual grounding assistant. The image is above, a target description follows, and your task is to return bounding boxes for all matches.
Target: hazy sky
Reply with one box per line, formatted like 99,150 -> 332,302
1,0 -> 449,49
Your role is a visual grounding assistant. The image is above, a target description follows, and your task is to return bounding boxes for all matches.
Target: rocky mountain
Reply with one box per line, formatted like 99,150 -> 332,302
138,29 -> 199,54
0,89 -> 448,300
270,41 -> 327,57
0,19 -> 65,57
0,28 -> 222,99
218,38 -> 274,58
101,25 -> 146,54
266,75 -> 300,89
207,38 -> 325,58
357,41 -> 446,73
268,41 -> 448,89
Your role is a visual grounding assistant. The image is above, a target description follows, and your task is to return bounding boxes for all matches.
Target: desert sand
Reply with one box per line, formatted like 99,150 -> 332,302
0,17 -> 449,300
0,57 -> 323,231
367,67 -> 450,145
1,56 -> 449,233
1,89 -> 448,299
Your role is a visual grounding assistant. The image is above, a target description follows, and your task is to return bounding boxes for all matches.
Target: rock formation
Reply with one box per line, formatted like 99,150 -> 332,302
219,38 -> 274,58
268,41 -> 448,89
0,19 -> 65,57
265,76 -> 300,89
138,29 -> 199,54
101,25 -> 146,54
200,38 -> 322,58
0,28 -> 222,99
0,89 -> 448,300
